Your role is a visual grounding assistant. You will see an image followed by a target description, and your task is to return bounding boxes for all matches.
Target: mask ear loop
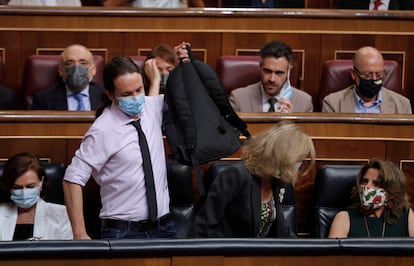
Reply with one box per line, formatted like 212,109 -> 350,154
39,176 -> 44,194
280,68 -> 292,99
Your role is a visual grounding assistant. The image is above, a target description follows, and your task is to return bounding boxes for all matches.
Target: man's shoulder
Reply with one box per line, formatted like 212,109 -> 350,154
292,87 -> 312,98
89,82 -> 103,92
33,83 -> 65,97
230,82 -> 261,96
324,86 -> 354,100
382,87 -> 409,100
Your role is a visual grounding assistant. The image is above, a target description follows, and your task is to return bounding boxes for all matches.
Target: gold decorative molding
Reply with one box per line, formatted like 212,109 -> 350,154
36,48 -> 109,62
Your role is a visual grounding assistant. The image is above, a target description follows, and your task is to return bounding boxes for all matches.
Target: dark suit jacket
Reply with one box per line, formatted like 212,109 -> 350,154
31,82 -> 103,110
0,85 -> 16,110
336,0 -> 414,10
195,162 -> 294,238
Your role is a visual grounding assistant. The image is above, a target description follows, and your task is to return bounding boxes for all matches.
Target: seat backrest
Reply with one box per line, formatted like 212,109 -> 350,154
21,54 -> 105,109
216,55 -> 261,95
0,162 -> 66,205
204,161 -> 297,235
0,55 -> 3,85
216,55 -> 299,96
128,55 -> 146,70
314,165 -> 362,238
166,160 -> 195,238
318,59 -> 402,111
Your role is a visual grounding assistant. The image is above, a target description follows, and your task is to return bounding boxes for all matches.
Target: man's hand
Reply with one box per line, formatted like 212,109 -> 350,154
278,98 -> 293,113
144,58 -> 161,84
174,41 -> 191,63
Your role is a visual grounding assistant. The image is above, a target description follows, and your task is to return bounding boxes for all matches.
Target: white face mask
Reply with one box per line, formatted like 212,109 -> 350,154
359,185 -> 388,210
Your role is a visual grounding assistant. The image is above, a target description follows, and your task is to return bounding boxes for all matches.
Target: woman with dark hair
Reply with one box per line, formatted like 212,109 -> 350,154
329,159 -> 414,238
0,152 -> 72,240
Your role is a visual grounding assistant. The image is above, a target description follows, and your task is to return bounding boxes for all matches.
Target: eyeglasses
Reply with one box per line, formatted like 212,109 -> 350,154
353,67 -> 385,80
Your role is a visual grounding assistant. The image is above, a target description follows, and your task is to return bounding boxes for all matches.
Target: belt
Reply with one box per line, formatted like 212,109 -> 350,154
101,213 -> 171,232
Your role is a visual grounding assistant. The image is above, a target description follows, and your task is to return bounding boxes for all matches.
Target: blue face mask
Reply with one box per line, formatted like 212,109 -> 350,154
117,94 -> 145,116
10,187 -> 40,209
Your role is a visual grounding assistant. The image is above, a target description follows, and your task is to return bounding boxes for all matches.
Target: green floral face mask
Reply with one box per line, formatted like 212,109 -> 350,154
359,185 -> 387,210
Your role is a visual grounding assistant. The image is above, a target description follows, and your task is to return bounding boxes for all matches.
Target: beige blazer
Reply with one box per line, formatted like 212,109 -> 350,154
229,82 -> 313,112
0,199 -> 73,241
322,85 -> 412,114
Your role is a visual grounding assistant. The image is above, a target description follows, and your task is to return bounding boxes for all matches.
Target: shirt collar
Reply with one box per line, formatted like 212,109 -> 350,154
109,102 -> 143,126
66,85 -> 90,97
353,85 -> 382,111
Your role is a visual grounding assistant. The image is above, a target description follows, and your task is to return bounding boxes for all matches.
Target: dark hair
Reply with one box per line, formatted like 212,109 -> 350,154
96,56 -> 141,118
142,44 -> 176,94
260,40 -> 293,65
148,43 -> 176,65
0,152 -> 47,203
350,159 -> 410,224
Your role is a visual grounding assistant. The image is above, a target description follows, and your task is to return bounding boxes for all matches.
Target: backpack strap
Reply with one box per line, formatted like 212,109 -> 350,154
188,47 -> 251,139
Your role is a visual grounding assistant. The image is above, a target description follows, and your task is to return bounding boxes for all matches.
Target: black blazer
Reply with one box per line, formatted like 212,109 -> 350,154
195,163 -> 294,238
336,0 -> 414,10
0,85 -> 16,110
31,82 -> 103,111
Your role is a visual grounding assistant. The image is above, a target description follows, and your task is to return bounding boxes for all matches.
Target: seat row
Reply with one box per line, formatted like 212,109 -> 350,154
0,160 -> 361,238
0,54 -> 403,111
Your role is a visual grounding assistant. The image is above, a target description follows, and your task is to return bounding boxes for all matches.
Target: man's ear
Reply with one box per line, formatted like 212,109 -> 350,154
89,63 -> 97,80
104,90 -> 115,102
350,68 -> 356,81
58,64 -> 65,79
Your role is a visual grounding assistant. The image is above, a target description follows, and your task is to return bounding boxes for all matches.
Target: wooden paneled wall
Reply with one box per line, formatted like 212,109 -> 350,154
1,7 -> 414,110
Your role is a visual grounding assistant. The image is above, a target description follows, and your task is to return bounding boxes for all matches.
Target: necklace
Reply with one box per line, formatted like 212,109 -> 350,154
363,216 -> 386,237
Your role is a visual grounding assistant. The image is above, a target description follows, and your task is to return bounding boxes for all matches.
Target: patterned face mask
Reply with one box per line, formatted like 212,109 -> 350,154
359,185 -> 388,210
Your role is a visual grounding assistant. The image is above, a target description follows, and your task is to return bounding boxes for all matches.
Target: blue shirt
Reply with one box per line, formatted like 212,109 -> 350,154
354,87 -> 382,114
66,86 -> 91,111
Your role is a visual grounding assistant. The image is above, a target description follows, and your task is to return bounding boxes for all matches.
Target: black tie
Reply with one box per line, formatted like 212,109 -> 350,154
268,98 -> 277,112
131,120 -> 158,221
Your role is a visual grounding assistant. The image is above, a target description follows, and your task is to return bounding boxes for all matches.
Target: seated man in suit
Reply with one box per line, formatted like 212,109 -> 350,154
229,40 -> 313,113
0,85 -> 16,110
322,46 -> 411,114
336,0 -> 414,10
31,44 -> 102,111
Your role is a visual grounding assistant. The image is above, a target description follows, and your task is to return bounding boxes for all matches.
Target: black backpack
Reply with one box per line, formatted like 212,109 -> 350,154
163,47 -> 251,196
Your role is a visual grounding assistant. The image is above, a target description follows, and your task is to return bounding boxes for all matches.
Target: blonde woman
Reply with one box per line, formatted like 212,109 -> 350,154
195,121 -> 315,238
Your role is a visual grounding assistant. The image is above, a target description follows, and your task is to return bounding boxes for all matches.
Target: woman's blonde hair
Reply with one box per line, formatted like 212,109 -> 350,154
242,120 -> 315,183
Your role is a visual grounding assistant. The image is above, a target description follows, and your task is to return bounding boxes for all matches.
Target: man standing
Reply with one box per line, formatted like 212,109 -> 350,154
63,56 -> 175,239
322,46 -> 411,114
